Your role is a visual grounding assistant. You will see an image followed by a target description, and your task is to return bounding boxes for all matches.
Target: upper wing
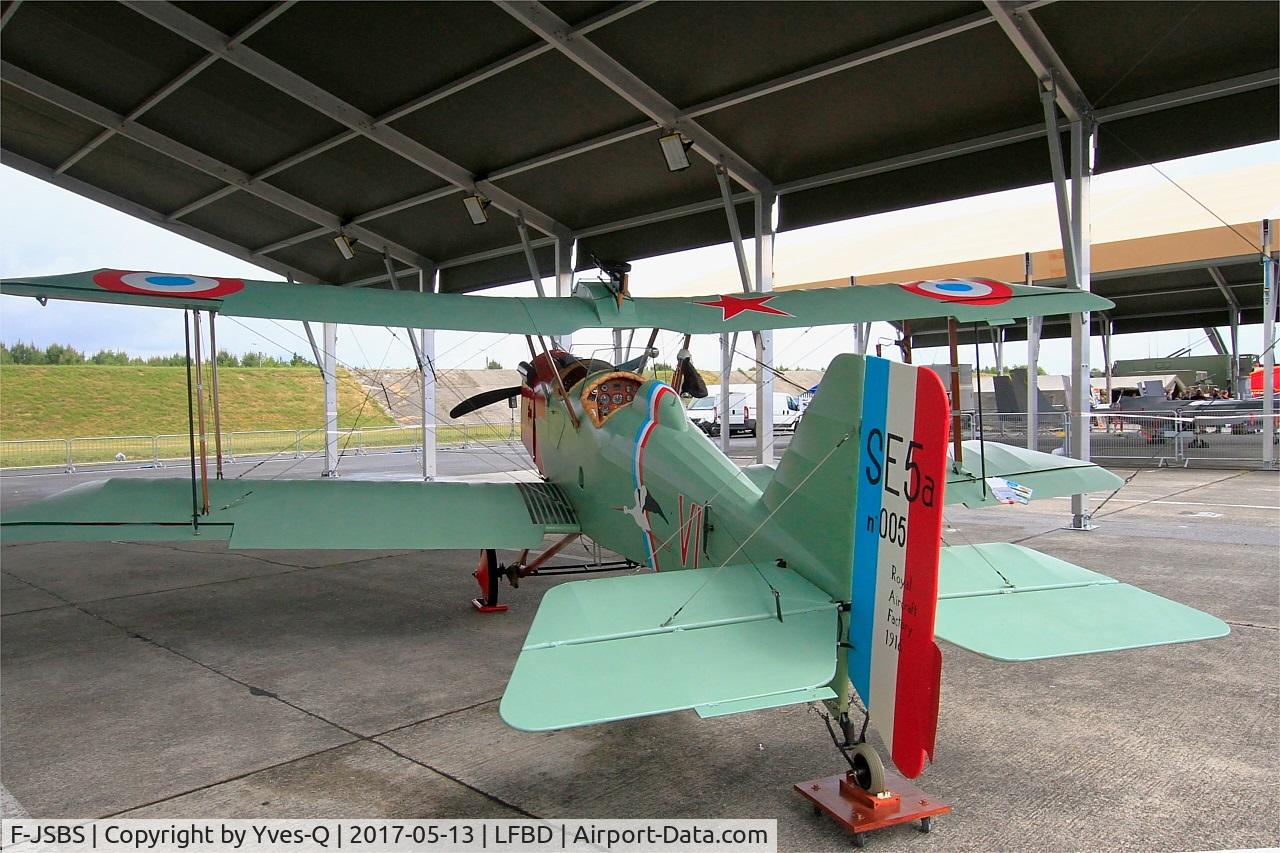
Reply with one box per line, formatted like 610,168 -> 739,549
1,269 -> 1112,334
945,440 -> 1123,506
0,478 -> 578,549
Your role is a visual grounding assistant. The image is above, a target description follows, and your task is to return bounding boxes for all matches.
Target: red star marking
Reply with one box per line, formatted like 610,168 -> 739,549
695,293 -> 793,321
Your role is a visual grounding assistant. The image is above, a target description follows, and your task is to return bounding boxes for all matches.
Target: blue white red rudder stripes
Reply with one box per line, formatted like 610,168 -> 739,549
847,356 -> 948,779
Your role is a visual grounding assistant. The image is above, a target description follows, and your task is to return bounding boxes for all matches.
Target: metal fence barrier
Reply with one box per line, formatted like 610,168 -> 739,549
3,414 -> 1273,472
0,422 -> 520,472
962,411 -> 1279,469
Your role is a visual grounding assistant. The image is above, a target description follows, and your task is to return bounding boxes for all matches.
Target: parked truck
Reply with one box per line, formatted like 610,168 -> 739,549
685,384 -> 801,436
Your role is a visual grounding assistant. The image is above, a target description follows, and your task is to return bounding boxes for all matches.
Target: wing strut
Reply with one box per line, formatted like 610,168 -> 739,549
182,312 -> 200,527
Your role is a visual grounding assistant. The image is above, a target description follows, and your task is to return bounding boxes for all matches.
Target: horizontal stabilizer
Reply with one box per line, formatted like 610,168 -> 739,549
946,441 -> 1123,506
500,565 -> 837,731
935,543 -> 1228,661
1,478 -> 577,549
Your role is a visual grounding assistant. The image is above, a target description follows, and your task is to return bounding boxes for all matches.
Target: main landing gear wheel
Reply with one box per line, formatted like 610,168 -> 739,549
849,742 -> 886,795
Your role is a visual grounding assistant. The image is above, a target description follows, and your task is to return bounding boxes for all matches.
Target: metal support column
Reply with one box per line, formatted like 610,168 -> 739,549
516,213 -> 547,298
420,268 -> 437,481
719,333 -> 731,454
754,192 -> 776,465
555,237 -> 575,352
1263,220 -> 1276,467
291,273 -> 325,378
1231,313 -> 1241,394
191,311 -> 210,513
851,276 -> 871,356
1101,316 -> 1113,406
1025,253 -> 1040,450
717,167 -> 753,295
1066,119 -> 1095,529
1209,266 -> 1242,395
990,327 -> 1004,375
208,311 -> 224,478
322,322 -> 339,477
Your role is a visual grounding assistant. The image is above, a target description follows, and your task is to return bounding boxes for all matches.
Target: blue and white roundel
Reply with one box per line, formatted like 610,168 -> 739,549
93,270 -> 244,299
900,277 -> 1011,306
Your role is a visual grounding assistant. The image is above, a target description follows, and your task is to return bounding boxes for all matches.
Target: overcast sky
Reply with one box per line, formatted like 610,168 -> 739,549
1,140 -> 1276,379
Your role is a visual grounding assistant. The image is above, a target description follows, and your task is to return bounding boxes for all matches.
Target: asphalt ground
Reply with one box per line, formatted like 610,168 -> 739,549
1,442 -> 1276,851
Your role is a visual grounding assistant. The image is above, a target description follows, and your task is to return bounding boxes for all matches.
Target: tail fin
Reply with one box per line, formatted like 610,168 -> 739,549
993,373 -> 1021,413
762,354 -> 950,779
1010,367 -> 1059,412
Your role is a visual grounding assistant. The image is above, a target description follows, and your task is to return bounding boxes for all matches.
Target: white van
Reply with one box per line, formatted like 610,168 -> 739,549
686,386 -> 802,436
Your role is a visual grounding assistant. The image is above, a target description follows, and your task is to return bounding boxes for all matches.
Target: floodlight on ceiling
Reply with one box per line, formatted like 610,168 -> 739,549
333,234 -> 356,260
659,130 -> 694,172
463,194 -> 491,225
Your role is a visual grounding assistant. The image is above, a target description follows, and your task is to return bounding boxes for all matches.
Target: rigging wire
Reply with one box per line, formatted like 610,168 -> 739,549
219,316 -> 537,484
1099,127 -> 1263,256
660,430 -> 853,627
247,316 -> 536,475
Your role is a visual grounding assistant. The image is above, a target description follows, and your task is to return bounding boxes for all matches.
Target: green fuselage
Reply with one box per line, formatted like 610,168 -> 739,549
524,369 -> 844,602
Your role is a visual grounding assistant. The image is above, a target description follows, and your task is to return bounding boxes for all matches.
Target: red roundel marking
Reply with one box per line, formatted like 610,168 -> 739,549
93,270 -> 245,299
899,277 -> 1012,306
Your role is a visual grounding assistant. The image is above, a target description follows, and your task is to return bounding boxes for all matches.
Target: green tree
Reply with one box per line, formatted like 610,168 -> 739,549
9,342 -> 47,364
290,353 -> 311,367
486,358 -> 503,369
89,349 -> 131,365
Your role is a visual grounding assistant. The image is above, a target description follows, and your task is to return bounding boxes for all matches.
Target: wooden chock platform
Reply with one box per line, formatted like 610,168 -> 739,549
795,768 -> 950,847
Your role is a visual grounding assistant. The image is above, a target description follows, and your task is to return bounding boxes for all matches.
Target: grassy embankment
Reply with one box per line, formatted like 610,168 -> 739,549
0,365 -> 397,467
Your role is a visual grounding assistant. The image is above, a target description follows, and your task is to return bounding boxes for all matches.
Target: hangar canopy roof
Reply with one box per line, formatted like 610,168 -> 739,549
2,1 -> 1276,294
782,221 -> 1278,347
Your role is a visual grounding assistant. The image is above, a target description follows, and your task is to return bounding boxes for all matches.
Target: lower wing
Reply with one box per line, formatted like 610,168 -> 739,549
946,440 -> 1123,507
0,478 -> 578,549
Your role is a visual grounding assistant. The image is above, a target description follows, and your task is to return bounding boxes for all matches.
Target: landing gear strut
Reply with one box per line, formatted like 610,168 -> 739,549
796,716 -> 950,846
469,537 -> 638,613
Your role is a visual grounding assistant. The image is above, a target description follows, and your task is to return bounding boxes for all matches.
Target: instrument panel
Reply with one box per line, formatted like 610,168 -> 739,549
581,371 -> 644,427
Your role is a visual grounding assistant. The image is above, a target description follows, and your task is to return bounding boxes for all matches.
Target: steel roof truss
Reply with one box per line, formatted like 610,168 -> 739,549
0,60 -> 434,272
495,0 -> 773,195
1,147 -> 319,284
122,0 -> 572,239
54,2 -> 294,177
984,0 -> 1091,123
1207,266 -> 1242,311
164,3 -> 649,235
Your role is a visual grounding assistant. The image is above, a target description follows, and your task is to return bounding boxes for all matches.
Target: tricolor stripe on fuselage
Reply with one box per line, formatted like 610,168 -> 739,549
632,383 -> 677,570
848,357 -> 947,779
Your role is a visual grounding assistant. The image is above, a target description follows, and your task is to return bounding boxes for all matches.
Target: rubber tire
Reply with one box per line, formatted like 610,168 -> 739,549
850,742 -> 887,795
852,833 -> 865,848
919,817 -> 932,834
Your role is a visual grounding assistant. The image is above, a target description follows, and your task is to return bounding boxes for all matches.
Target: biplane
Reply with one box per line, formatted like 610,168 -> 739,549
0,267 -> 1228,798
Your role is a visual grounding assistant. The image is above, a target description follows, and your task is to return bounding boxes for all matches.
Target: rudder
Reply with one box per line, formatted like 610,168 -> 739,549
762,354 -> 950,779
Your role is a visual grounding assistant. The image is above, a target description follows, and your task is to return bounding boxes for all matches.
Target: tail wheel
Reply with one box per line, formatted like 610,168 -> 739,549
850,742 -> 887,795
